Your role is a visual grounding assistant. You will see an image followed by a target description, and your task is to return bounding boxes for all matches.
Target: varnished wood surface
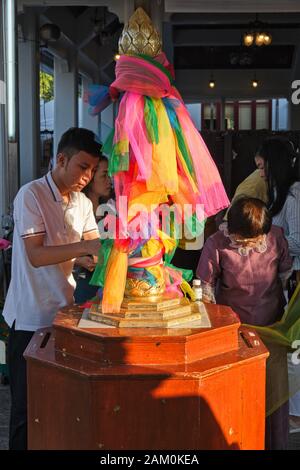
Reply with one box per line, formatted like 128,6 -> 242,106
25,325 -> 268,450
25,304 -> 268,450
25,325 -> 268,378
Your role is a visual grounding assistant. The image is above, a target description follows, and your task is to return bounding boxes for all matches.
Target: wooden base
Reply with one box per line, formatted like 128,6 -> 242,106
25,304 -> 269,450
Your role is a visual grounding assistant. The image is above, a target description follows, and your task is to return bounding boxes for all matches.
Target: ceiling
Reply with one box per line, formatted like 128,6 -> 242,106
16,2 -> 300,100
174,45 -> 295,70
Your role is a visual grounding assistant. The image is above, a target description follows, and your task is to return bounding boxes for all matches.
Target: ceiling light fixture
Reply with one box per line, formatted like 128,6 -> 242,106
209,79 -> 215,89
252,74 -> 258,88
39,23 -> 61,44
242,15 -> 272,48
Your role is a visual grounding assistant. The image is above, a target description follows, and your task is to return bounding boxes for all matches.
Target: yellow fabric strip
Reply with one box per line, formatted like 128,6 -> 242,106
146,98 -> 178,194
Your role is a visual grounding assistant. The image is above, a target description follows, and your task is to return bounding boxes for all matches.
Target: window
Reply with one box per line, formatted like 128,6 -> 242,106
225,104 -> 234,130
203,103 -> 216,130
256,101 -> 269,130
238,102 -> 252,130
40,51 -> 54,175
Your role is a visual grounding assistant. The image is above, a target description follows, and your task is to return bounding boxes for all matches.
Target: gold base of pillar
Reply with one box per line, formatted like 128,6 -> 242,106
88,293 -> 203,328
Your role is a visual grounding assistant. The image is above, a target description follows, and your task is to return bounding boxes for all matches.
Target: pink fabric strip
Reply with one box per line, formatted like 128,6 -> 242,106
113,55 -> 172,98
128,250 -> 163,268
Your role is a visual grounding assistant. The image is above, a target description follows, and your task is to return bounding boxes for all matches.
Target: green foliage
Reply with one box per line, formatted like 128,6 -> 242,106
40,70 -> 54,102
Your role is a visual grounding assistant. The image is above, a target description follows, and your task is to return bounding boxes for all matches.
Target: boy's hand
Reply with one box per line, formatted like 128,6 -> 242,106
83,238 -> 102,257
75,256 -> 96,271
23,233 -> 102,268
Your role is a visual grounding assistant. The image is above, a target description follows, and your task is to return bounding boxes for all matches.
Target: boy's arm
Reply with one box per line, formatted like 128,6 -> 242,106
83,230 -> 99,241
80,229 -> 101,266
24,234 -> 101,268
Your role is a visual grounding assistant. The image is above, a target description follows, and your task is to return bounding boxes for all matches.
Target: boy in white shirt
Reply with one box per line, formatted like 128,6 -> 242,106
3,127 -> 102,449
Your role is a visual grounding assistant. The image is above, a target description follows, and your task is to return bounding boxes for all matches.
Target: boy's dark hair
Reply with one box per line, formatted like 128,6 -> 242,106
227,197 -> 272,238
57,127 -> 102,160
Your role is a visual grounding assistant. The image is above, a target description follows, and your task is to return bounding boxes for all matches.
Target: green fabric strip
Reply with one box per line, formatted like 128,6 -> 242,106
184,213 -> 206,239
108,151 -> 129,175
135,53 -> 174,84
90,238 -> 114,287
144,97 -> 159,144
164,261 -> 193,282
175,126 -> 194,175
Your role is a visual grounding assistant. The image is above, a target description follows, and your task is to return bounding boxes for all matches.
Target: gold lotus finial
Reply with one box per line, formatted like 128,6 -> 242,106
118,7 -> 162,58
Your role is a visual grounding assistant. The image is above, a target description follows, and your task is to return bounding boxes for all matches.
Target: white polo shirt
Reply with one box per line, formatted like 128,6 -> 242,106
3,172 -> 99,331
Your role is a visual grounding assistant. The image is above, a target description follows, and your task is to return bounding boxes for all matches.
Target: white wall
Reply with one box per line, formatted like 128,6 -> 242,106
100,104 -> 114,142
40,99 -> 54,130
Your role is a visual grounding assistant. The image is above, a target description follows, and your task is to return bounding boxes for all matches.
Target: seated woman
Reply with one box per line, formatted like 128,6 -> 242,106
197,196 -> 293,449
74,156 -> 113,304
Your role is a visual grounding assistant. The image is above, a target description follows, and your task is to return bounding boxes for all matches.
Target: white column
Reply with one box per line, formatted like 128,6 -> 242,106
0,0 -> 8,230
275,99 -> 279,131
79,76 -> 99,136
54,54 -> 78,159
101,104 -> 114,142
1,0 -> 19,218
18,10 -> 40,185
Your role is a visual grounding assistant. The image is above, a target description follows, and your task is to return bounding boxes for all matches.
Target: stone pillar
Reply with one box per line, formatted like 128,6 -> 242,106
2,0 -> 19,213
79,76 -> 99,136
101,104 -> 114,142
54,53 -> 78,160
18,10 -> 40,185
0,0 -> 9,228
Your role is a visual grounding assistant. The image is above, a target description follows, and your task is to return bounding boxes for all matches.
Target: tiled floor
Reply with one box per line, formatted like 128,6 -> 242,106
0,380 -> 299,450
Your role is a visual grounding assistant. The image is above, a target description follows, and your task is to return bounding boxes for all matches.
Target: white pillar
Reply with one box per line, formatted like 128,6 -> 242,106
54,54 -> 78,158
0,0 -> 8,230
18,10 -> 40,185
101,104 -> 114,141
1,0 -> 19,218
79,76 -> 99,136
275,99 -> 279,131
